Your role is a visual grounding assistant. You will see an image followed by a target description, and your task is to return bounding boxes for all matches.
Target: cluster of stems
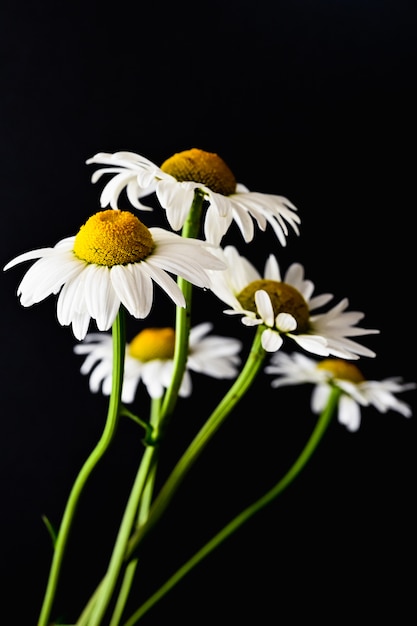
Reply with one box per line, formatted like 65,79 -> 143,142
37,191 -> 340,626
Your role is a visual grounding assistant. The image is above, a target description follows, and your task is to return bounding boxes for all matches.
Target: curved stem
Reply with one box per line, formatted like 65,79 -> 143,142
37,308 -> 126,626
123,386 -> 342,625
109,398 -> 162,626
125,326 -> 267,561
87,446 -> 158,625
159,189 -> 204,425
120,405 -> 154,440
108,460 -> 158,626
87,399 -> 162,625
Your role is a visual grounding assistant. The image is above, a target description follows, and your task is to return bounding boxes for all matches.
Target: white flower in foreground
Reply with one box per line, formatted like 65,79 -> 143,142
265,352 -> 416,431
207,245 -> 379,358
74,322 -> 243,401
3,210 -> 225,340
86,148 -> 300,246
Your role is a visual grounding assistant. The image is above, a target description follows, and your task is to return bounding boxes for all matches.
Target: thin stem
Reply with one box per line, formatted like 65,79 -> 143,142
125,326 -> 267,561
87,445 -> 158,625
74,189 -> 204,625
159,189 -> 204,425
87,399 -> 162,625
41,514 -> 58,548
37,309 -> 126,626
78,326 -> 265,623
109,398 -> 162,626
120,405 -> 155,442
76,582 -> 103,626
123,386 -> 342,625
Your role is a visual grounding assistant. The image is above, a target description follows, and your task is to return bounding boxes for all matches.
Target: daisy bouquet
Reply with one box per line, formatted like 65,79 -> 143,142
4,148 -> 415,626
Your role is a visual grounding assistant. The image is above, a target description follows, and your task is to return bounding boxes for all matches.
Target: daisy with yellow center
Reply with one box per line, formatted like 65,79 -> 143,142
206,245 -> 379,357
74,322 -> 242,402
3,210 -> 225,340
86,148 -> 301,246
265,352 -> 416,431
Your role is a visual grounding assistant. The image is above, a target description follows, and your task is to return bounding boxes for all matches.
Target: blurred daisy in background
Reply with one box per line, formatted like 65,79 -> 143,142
265,351 -> 416,431
86,148 -> 300,246
3,209 -> 225,340
74,322 -> 243,402
206,245 -> 379,358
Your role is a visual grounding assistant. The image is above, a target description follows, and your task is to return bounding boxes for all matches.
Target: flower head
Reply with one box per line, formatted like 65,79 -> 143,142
207,245 -> 379,358
3,210 -> 225,340
74,322 -> 243,401
86,149 -> 300,246
265,352 -> 416,431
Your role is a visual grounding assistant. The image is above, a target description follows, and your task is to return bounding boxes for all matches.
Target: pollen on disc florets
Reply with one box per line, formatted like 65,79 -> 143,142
128,328 -> 176,362
317,359 -> 365,383
160,148 -> 237,196
73,210 -> 155,267
237,279 -> 310,332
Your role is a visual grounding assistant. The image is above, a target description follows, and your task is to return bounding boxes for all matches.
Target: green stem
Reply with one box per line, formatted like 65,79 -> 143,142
159,189 -> 204,426
75,582 -> 103,626
108,462 -> 158,626
120,405 -> 154,442
123,386 -> 342,625
125,325 -> 267,561
87,400 -> 162,625
86,445 -> 159,625
75,405 -> 163,626
37,309 -> 126,626
109,399 -> 162,626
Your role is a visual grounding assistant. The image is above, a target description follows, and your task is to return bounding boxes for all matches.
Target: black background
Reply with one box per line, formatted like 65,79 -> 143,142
1,1 -> 416,624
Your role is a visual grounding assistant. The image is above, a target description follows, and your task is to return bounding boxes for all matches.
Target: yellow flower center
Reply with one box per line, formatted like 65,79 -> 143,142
160,148 -> 237,196
237,279 -> 310,332
128,327 -> 176,362
73,210 -> 155,267
317,359 -> 365,383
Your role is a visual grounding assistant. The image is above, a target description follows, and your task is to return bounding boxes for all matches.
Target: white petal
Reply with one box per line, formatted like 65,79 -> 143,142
141,361 -> 166,398
4,247 -> 56,270
88,359 -> 113,393
21,255 -> 83,305
155,180 -> 196,231
241,315 -> 262,326
255,290 -> 275,327
311,384 -> 330,413
207,191 -> 231,218
56,274 -> 88,327
290,333 -> 330,357
84,265 -> 120,330
140,261 -> 186,307
121,377 -> 141,404
100,171 -> 139,209
110,264 -> 153,319
338,395 -> 361,431
188,322 -> 213,342
204,204 -> 231,245
261,328 -> 283,352
71,312 -> 92,341
275,312 -> 297,332
263,255 -> 282,281
178,371 -> 193,397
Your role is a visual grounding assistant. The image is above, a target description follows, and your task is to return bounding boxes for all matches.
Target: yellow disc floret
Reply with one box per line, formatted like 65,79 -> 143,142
317,359 -> 365,383
237,279 -> 310,332
160,148 -> 237,196
73,210 -> 155,267
128,327 -> 176,362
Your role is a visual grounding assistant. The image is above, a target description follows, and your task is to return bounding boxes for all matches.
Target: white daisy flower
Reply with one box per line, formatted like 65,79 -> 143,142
3,210 -> 225,340
74,322 -> 243,402
206,245 -> 379,358
86,148 -> 301,246
265,352 -> 416,431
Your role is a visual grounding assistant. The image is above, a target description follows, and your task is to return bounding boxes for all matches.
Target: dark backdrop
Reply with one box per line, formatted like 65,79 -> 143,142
1,1 -> 416,624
